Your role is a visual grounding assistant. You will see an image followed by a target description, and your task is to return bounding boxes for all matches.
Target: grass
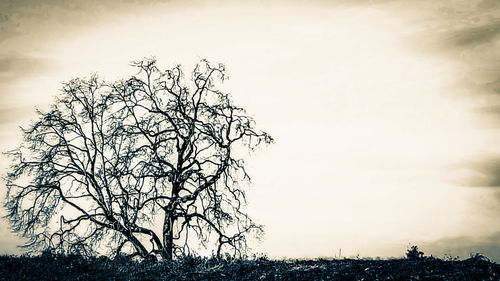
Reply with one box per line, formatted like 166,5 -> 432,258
1,251 -> 499,280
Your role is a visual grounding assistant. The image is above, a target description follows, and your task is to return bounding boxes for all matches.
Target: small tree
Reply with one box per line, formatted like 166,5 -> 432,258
4,58 -> 272,260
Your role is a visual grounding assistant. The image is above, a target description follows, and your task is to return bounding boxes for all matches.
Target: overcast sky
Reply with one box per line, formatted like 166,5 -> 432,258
1,0 -> 500,261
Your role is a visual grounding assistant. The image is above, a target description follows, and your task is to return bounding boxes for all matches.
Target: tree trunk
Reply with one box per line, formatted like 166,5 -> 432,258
162,212 -> 174,260
125,232 -> 148,257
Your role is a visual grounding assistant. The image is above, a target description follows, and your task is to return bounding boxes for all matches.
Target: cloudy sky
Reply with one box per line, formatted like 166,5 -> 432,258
1,0 -> 500,261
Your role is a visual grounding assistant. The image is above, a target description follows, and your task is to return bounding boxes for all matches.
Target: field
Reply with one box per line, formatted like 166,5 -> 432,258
1,251 -> 499,280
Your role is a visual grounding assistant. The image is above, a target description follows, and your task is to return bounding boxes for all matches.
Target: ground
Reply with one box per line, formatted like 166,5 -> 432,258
0,252 -> 499,280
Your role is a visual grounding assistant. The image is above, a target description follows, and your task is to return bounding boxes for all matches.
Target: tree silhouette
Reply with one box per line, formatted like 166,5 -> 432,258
4,58 -> 272,260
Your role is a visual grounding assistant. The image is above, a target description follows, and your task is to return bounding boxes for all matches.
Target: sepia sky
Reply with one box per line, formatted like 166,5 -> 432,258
1,0 -> 500,260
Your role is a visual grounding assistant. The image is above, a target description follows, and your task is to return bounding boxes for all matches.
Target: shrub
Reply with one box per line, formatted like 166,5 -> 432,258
406,245 -> 424,260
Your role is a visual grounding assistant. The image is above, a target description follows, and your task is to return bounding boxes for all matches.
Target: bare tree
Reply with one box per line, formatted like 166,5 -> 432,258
4,58 -> 273,260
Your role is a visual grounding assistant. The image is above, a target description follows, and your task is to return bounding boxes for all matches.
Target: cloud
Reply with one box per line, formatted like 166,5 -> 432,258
422,232 -> 500,262
449,22 -> 500,47
0,53 -> 49,129
0,52 -> 50,103
462,158 -> 500,187
409,2 -> 500,194
0,106 -> 33,125
0,0 -> 173,44
0,52 -> 49,83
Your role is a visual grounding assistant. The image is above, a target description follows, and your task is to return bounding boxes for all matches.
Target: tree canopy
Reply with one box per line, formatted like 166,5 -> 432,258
4,58 -> 272,260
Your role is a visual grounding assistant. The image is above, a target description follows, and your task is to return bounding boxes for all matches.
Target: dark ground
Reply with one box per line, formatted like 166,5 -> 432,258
0,252 -> 499,280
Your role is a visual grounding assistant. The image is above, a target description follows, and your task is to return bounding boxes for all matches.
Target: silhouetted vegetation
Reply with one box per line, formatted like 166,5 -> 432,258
1,250 -> 499,280
406,245 -> 424,260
